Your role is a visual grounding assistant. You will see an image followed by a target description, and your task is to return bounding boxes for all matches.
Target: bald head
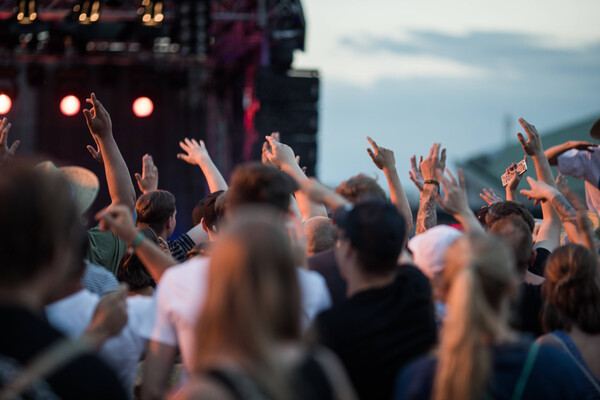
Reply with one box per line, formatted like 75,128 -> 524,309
303,216 -> 336,256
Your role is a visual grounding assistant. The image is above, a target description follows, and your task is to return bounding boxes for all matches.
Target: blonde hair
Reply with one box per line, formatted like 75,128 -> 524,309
193,207 -> 301,397
433,235 -> 517,400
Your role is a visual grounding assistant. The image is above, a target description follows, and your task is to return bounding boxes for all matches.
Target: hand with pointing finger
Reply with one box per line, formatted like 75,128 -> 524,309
366,136 -> 395,170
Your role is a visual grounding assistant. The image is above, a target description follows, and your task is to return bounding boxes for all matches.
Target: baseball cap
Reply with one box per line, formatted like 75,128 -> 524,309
333,199 -> 406,260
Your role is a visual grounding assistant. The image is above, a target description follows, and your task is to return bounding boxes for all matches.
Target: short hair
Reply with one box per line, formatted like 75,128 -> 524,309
228,162 -> 298,213
0,161 -> 85,286
486,201 -> 535,233
136,190 -> 176,234
489,217 -> 533,275
335,174 -> 386,204
542,244 -> 600,334
590,117 -> 600,140
202,190 -> 227,233
303,216 -> 336,256
117,227 -> 158,291
192,197 -> 206,226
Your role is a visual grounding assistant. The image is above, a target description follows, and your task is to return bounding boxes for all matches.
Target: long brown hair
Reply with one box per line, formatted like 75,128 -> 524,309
542,244 -> 600,334
193,207 -> 302,393
433,235 -> 518,400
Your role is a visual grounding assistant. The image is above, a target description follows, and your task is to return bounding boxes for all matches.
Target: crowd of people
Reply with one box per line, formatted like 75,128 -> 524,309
0,93 -> 599,400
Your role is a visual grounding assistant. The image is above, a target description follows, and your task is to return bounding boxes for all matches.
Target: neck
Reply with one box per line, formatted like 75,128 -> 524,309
346,268 -> 396,297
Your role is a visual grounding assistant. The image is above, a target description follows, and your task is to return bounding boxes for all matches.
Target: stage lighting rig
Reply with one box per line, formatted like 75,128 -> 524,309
72,0 -> 102,25
139,0 -> 164,27
15,0 -> 37,24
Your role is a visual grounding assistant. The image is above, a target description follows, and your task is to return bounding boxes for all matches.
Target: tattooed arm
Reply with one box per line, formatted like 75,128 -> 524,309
413,143 -> 446,235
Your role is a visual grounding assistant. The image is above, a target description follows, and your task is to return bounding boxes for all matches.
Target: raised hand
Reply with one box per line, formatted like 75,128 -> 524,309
263,135 -> 297,168
569,141 -> 598,152
135,154 -> 159,193
519,176 -> 557,205
409,155 -> 424,191
420,143 -> 446,181
177,138 -> 212,166
435,168 -> 470,216
83,93 -> 112,139
96,204 -> 138,244
479,188 -> 502,206
366,136 -> 395,170
517,118 -> 543,157
0,117 -> 19,165
261,132 -> 280,166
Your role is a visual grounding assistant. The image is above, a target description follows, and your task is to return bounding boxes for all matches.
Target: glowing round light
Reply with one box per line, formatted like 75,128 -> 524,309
60,95 -> 80,116
0,94 -> 12,114
133,97 -> 153,117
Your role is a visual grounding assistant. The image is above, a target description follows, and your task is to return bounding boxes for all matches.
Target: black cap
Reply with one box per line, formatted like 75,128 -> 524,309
333,199 -> 406,260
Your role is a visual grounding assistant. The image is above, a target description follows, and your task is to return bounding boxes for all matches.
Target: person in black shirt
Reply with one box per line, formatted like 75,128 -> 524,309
313,200 -> 437,400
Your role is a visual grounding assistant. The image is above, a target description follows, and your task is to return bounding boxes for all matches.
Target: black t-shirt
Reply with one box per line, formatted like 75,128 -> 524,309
510,283 -> 544,337
528,247 -> 551,277
314,265 -> 437,400
308,248 -> 347,307
0,305 -> 127,400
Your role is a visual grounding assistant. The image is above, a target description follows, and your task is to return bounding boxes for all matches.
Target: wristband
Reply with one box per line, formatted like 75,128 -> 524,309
424,179 -> 440,187
131,232 -> 145,249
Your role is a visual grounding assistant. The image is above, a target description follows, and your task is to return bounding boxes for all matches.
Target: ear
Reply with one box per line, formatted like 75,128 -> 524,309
201,217 -> 209,233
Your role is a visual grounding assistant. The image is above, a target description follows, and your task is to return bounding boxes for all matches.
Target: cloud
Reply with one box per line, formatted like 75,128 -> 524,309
339,30 -> 600,83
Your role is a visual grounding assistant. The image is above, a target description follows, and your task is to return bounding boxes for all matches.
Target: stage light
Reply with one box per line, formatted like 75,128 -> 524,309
72,0 -> 102,25
0,94 -> 11,115
15,0 -> 37,24
133,97 -> 153,117
140,0 -> 164,27
60,95 -> 80,116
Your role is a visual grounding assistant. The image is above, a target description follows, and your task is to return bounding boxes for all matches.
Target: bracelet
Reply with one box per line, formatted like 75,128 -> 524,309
131,232 -> 145,249
423,179 -> 440,186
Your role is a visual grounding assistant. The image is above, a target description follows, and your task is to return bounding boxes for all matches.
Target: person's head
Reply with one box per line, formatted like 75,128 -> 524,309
303,216 -> 337,256
227,162 -> 298,214
542,244 -> 600,334
488,217 -> 534,278
200,190 -> 227,239
433,234 -> 518,400
192,197 -> 206,227
408,225 -> 463,287
485,201 -> 535,233
0,161 -> 86,303
333,200 -> 406,278
335,173 -> 386,204
117,227 -> 158,295
135,190 -> 176,238
590,117 -> 600,141
194,207 -> 301,374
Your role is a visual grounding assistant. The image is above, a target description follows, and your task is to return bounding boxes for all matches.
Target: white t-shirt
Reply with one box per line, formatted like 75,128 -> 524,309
45,289 -> 156,398
557,148 -> 600,214
150,256 -> 331,373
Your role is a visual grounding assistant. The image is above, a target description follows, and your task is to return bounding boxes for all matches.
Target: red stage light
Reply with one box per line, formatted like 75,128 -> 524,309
133,97 -> 153,117
60,95 -> 80,116
0,94 -> 12,114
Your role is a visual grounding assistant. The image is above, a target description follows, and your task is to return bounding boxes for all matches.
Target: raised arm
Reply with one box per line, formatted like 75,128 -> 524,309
366,136 -> 413,234
0,117 -> 20,166
504,158 -> 525,202
435,168 -> 485,236
96,204 -> 177,282
520,176 -> 583,246
516,118 -> 560,251
263,135 -> 328,220
134,154 -> 159,194
177,138 -> 227,192
412,143 -> 446,235
544,141 -> 598,166
83,93 -> 136,211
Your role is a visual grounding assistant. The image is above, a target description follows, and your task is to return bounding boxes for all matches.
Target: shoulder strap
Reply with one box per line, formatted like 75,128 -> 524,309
206,368 -> 270,400
511,342 -> 540,400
